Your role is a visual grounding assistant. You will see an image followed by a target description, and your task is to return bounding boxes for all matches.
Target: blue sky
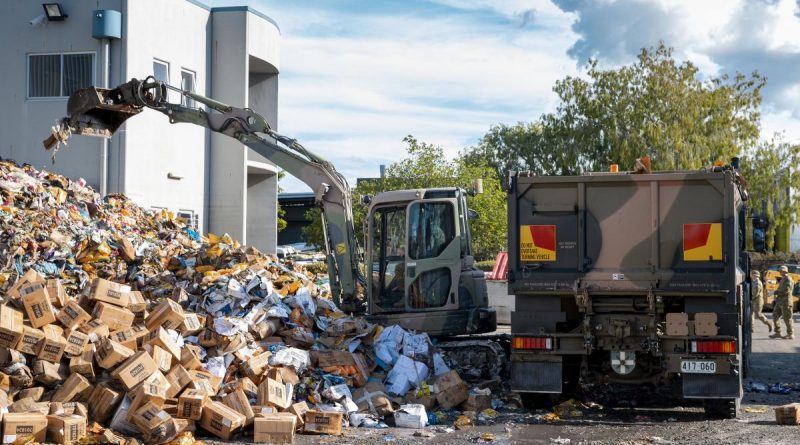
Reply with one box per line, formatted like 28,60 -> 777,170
206,0 -> 800,192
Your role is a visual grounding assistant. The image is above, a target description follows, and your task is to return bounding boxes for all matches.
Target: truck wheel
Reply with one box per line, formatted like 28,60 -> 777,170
520,393 -> 560,409
703,398 -> 740,419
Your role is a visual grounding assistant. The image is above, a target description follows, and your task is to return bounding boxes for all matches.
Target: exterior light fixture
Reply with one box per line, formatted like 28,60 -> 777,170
42,3 -> 68,21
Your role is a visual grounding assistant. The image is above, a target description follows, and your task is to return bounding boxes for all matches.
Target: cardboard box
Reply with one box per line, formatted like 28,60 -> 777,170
33,359 -> 62,385
46,279 -> 68,308
87,383 -> 121,424
148,345 -> 174,373
16,326 -> 45,355
21,285 -> 56,328
188,369 -> 221,392
317,350 -> 366,376
8,398 -> 48,414
145,300 -> 185,331
89,278 -> 131,308
63,330 -> 89,357
394,404 -> 427,429
179,313 -> 203,336
254,413 -> 296,443
0,305 -> 24,348
434,370 -> 468,409
68,348 -> 95,379
180,345 -> 203,370
266,366 -> 300,386
775,403 -> 800,425
243,351 -> 272,382
128,291 -> 147,313
95,338 -> 135,369
57,301 -> 91,330
7,269 -> 45,300
17,387 -> 44,402
110,324 -> 149,345
2,412 -> 48,443
165,364 -> 192,398
145,327 -> 182,360
77,319 -> 109,340
353,382 -> 394,416
39,325 -> 67,362
199,401 -> 245,440
112,351 -> 158,390
257,378 -> 291,409
177,389 -> 206,420
93,302 -> 135,331
51,372 -> 91,403
287,401 -> 310,428
130,401 -> 171,435
222,388 -> 255,424
461,393 -> 492,412
46,414 -> 86,445
303,410 -> 343,435
127,381 -> 167,422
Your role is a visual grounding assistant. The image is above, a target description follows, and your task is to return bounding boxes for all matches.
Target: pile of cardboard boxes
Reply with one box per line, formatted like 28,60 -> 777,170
0,160 -> 501,444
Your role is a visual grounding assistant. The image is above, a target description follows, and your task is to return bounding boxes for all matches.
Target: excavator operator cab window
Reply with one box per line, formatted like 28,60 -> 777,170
372,206 -> 407,310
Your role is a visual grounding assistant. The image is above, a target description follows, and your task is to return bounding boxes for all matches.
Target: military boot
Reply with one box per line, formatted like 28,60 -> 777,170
770,332 -> 783,339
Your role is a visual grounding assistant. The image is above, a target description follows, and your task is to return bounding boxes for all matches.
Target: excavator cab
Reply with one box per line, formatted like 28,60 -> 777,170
365,188 -> 496,336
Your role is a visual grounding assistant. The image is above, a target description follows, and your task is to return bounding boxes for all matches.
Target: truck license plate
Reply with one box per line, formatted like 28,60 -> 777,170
681,360 -> 716,374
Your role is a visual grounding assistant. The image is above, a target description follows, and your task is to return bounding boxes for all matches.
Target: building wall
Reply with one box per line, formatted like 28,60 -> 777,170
122,0 -> 209,232
0,0 -> 123,186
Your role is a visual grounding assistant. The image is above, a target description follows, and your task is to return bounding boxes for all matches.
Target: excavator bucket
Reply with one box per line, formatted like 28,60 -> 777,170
64,86 -> 142,138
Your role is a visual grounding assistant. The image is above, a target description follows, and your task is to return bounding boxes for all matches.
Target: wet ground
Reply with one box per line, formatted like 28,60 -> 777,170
267,312 -> 800,445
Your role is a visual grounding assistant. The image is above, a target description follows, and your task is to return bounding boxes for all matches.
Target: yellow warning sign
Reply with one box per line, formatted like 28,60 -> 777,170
520,225 -> 556,262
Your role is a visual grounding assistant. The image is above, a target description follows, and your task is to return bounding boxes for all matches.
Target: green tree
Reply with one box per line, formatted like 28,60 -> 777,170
277,170 -> 287,232
740,138 -> 800,249
303,136 -> 507,260
301,207 -> 325,247
468,42 -> 765,177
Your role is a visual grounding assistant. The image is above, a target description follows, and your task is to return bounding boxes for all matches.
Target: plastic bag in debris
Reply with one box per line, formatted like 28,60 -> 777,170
433,352 -> 450,376
204,356 -> 227,378
745,381 -> 768,393
213,316 -> 249,336
402,332 -> 431,359
295,287 -> 316,317
350,413 -> 388,428
375,342 -> 400,370
768,383 -> 792,395
270,347 -> 310,370
386,355 -> 429,396
322,384 -> 359,413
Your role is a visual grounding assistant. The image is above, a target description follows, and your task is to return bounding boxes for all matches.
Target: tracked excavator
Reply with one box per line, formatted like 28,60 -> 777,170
46,77 -> 504,379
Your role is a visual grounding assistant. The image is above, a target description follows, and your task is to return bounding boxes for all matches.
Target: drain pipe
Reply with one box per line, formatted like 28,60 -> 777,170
100,37 -> 110,197
91,9 -> 122,196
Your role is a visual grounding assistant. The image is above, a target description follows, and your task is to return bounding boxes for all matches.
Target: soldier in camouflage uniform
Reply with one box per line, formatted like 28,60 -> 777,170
750,270 -> 772,332
770,265 -> 794,339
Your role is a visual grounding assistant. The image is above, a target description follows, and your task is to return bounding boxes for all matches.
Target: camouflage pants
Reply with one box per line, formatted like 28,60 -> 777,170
751,297 -> 770,330
773,298 -> 793,335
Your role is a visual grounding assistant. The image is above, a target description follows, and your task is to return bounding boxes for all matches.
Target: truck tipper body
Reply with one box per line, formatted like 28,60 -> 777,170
507,166 -> 750,418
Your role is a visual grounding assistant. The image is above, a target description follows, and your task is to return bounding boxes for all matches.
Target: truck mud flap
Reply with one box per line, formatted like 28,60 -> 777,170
682,374 -> 741,398
511,360 -> 562,393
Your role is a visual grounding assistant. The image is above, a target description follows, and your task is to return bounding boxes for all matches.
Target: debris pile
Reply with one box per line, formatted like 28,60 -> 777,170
0,160 -> 510,444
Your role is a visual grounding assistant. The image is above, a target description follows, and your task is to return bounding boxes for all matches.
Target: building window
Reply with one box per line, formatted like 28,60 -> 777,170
180,69 -> 196,108
153,59 -> 169,83
28,53 -> 95,98
177,210 -> 199,230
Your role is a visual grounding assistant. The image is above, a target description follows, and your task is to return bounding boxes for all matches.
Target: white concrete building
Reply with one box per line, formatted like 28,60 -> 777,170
0,0 -> 281,252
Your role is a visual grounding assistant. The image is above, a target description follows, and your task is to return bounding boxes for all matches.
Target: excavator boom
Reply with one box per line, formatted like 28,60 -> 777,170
46,78 -> 364,312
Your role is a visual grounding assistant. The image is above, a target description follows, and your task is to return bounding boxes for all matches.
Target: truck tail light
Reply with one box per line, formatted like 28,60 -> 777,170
512,336 -> 553,350
691,340 -> 736,354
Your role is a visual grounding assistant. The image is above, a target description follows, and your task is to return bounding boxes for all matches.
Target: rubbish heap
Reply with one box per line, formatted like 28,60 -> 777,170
0,160 -> 505,444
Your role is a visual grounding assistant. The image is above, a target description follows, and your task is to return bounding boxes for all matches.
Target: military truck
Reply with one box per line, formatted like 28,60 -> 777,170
507,162 -> 751,418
